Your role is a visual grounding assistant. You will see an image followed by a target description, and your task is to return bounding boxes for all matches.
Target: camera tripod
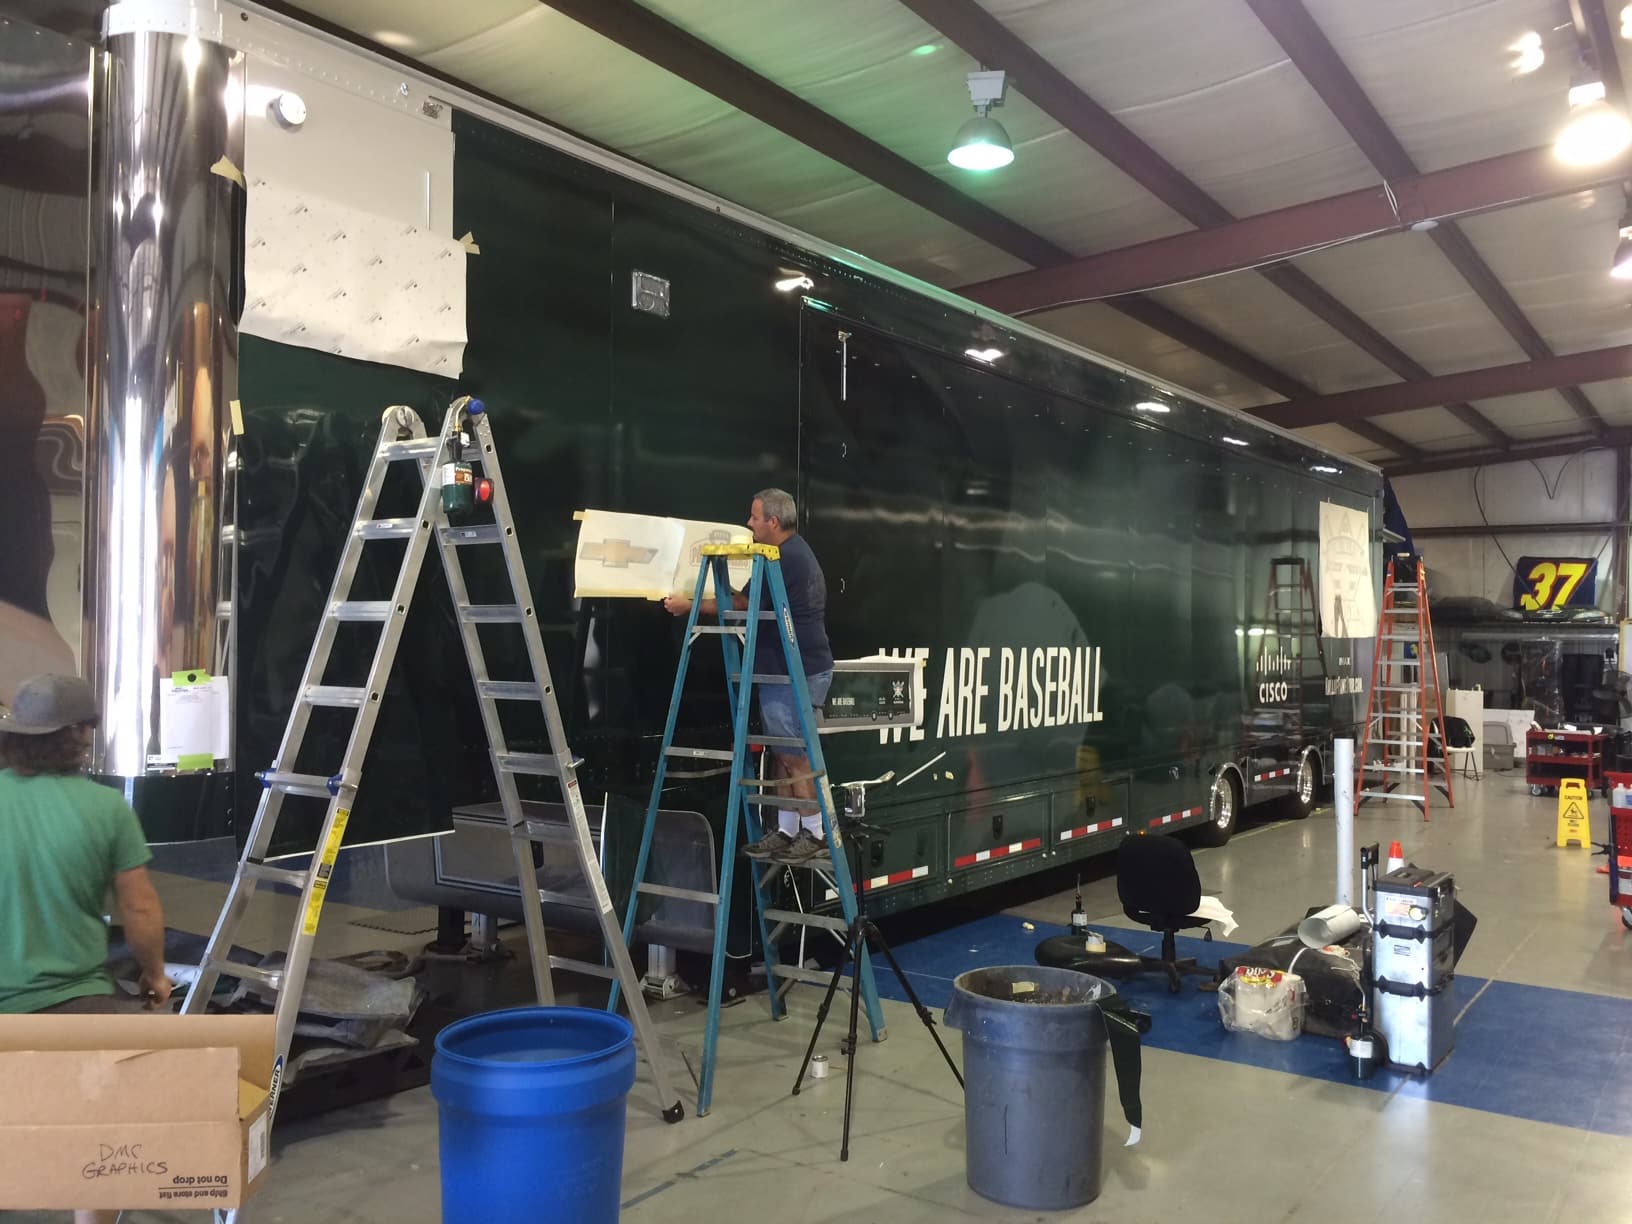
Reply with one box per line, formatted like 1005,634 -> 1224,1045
790,772 -> 963,1160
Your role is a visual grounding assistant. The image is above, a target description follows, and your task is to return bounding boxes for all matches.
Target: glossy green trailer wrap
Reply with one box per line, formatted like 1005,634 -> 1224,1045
229,109 -> 1379,915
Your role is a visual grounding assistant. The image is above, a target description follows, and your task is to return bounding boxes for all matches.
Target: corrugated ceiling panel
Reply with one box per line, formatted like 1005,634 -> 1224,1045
1362,405 -> 1489,451
639,0 -> 1192,255
978,0 -> 1381,216
1147,273 -> 1396,393
1294,423 -> 1391,462
1456,190 -> 1632,359
1289,229 -> 1529,373
1301,0 -> 1576,172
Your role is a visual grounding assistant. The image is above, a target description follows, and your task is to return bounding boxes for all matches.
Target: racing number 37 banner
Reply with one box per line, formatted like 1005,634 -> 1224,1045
1513,557 -> 1597,612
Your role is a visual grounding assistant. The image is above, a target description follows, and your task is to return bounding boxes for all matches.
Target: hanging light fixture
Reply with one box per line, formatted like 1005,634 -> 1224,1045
948,70 -> 1015,171
1613,203 -> 1632,279
1555,60 -> 1632,165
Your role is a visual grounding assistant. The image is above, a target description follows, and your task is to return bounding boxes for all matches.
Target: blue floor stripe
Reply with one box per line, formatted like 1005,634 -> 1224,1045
870,913 -> 1632,1137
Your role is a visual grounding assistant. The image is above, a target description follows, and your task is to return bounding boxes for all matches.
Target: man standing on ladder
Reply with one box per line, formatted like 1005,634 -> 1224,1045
664,488 -> 835,862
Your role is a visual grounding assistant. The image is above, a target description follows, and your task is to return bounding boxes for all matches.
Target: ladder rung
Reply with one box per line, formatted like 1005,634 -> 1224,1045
748,734 -> 805,749
729,673 -> 792,685
381,437 -> 440,460
210,961 -> 284,992
440,524 -> 505,545
666,746 -> 735,761
548,955 -> 616,981
1359,791 -> 1425,801
498,752 -> 575,776
693,626 -> 748,636
1368,738 -> 1417,747
459,604 -> 524,624
258,770 -> 338,798
743,794 -> 820,809
304,685 -> 368,708
244,861 -> 309,890
638,882 -> 720,905
764,908 -> 849,933
331,600 -> 393,622
1376,685 -> 1422,692
356,517 -> 421,540
1365,765 -> 1425,775
478,680 -> 542,701
770,963 -> 850,987
720,610 -> 777,621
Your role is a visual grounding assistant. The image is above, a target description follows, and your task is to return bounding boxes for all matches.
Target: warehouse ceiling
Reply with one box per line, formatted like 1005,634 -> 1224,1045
276,0 -> 1632,474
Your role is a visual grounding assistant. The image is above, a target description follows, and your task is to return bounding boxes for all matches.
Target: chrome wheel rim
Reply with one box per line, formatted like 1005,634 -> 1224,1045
1212,777 -> 1235,829
1298,755 -> 1316,805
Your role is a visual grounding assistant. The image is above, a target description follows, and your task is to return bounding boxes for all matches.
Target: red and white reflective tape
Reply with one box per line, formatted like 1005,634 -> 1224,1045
953,838 -> 1043,869
1058,817 -> 1124,842
824,864 -> 929,901
1149,806 -> 1203,829
1254,767 -> 1294,782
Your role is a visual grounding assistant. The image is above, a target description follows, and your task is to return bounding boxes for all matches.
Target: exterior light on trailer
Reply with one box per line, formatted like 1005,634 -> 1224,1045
965,347 -> 1004,363
1134,401 -> 1171,414
775,274 -> 814,291
1311,463 -> 1341,474
1221,436 -> 1249,447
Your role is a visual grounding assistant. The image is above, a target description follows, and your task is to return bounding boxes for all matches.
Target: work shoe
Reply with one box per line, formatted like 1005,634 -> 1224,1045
743,830 -> 794,860
774,829 -> 828,864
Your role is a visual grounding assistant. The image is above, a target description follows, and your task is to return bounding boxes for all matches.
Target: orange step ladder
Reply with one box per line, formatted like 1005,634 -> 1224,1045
1355,554 -> 1454,820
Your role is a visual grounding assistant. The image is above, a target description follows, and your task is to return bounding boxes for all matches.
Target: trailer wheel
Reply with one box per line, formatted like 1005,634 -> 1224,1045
1622,907 -> 1632,931
1290,750 -> 1320,820
1195,771 -> 1241,847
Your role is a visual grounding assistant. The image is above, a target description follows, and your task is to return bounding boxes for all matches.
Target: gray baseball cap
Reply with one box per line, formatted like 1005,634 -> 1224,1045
0,674 -> 99,736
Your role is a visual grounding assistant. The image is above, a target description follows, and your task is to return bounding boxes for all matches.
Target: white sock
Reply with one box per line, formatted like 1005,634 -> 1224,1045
800,814 -> 824,837
778,809 -> 800,836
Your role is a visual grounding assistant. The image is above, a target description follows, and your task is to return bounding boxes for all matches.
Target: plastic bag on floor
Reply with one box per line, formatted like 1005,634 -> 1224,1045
1217,966 -> 1305,1041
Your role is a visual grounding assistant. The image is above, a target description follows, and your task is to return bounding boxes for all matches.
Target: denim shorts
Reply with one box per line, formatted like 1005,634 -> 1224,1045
758,669 -> 833,743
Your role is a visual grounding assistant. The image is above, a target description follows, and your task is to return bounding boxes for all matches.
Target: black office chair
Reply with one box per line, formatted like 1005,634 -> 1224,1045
1117,834 -> 1216,993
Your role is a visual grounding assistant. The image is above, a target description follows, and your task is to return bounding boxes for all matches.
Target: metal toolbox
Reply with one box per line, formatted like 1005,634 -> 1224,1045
1371,866 -> 1457,1073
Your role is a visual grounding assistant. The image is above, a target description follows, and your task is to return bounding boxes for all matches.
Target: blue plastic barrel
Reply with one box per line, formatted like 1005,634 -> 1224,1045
432,1006 -> 636,1224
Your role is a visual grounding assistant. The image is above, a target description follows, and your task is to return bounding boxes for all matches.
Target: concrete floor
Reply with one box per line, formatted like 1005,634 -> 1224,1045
11,767 -> 1632,1222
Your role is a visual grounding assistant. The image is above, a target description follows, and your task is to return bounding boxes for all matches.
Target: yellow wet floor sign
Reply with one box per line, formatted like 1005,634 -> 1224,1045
1556,778 -> 1591,849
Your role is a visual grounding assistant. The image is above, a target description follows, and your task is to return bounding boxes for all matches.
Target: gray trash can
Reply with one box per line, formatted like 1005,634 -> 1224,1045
943,964 -> 1116,1210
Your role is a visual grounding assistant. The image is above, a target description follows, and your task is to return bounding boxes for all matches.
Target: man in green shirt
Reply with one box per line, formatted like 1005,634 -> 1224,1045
0,674 -> 172,1014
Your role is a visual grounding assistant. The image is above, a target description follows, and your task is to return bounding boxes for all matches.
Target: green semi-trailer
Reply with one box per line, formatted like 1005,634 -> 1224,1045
227,97 -> 1379,918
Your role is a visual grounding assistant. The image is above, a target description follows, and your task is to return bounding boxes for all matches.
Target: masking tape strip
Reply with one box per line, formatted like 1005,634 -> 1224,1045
210,156 -> 245,188
229,398 -> 244,436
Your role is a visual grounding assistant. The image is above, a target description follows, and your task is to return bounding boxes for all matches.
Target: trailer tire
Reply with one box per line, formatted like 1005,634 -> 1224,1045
1289,750 -> 1321,820
1195,770 -> 1241,847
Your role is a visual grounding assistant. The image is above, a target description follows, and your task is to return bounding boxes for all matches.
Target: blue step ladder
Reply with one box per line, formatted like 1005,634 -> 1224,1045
611,542 -> 885,1116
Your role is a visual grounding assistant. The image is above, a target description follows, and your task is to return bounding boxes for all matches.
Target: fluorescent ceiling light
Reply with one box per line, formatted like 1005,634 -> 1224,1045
1247,627 -> 1266,637
1614,210 -> 1632,279
1134,400 -> 1171,414
965,347 -> 1004,362
774,274 -> 813,292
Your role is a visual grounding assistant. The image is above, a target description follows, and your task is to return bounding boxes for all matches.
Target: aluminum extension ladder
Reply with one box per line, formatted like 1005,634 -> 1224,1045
611,544 -> 885,1116
183,398 -> 683,1217
1354,553 -> 1454,819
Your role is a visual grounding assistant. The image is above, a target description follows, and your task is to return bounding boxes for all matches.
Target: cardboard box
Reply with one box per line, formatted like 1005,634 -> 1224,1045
0,1014 -> 275,1211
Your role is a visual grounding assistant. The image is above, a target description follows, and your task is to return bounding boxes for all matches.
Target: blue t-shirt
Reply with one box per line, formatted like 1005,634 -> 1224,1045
754,533 -> 835,677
